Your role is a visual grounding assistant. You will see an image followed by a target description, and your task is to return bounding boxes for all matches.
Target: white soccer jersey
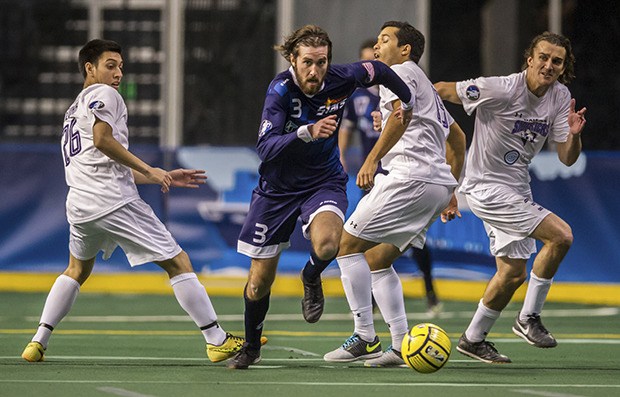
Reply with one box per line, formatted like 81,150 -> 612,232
456,71 -> 571,195
379,61 -> 457,187
61,84 -> 139,224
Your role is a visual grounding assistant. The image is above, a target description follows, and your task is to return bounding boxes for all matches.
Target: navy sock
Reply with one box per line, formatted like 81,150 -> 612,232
244,286 -> 270,350
412,246 -> 434,294
302,252 -> 335,281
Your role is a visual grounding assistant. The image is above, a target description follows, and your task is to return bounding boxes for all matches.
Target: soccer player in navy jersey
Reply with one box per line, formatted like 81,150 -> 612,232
229,25 -> 414,369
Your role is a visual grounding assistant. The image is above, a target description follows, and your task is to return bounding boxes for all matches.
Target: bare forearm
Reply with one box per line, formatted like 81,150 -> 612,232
93,120 -> 152,180
446,145 -> 465,181
434,82 -> 461,104
557,134 -> 582,166
366,107 -> 406,164
446,122 -> 467,180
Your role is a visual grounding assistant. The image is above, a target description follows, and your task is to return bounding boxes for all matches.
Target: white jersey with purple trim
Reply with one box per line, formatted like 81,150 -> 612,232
61,83 -> 139,224
379,60 -> 457,187
456,71 -> 571,195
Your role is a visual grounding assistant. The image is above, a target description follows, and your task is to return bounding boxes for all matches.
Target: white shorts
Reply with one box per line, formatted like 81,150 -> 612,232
69,199 -> 182,266
344,173 -> 453,252
465,185 -> 551,259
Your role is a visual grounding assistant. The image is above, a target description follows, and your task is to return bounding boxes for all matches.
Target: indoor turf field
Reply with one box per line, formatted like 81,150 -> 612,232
1,292 -> 619,397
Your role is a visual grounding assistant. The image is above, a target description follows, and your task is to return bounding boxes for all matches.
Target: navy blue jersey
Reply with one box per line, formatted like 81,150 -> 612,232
342,87 -> 381,157
256,60 -> 411,194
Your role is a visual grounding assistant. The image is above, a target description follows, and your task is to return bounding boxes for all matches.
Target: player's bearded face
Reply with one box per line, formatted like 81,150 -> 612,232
87,51 -> 123,90
291,45 -> 329,95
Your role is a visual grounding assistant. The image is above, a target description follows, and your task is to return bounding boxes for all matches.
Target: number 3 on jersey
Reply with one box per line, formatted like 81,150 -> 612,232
253,223 -> 268,244
62,118 -> 82,166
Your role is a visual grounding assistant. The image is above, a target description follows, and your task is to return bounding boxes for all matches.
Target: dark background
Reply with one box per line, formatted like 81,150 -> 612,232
0,0 -> 617,150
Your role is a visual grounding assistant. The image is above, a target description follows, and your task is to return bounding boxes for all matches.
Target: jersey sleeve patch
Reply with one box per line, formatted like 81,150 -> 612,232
273,79 -> 289,97
361,62 -> 375,83
259,119 -> 272,137
88,100 -> 105,110
465,85 -> 480,101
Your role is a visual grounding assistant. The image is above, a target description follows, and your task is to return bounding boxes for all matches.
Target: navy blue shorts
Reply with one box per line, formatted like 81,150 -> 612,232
237,181 -> 348,259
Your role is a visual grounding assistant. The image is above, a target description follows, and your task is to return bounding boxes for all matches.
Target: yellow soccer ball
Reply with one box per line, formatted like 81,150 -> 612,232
401,323 -> 451,373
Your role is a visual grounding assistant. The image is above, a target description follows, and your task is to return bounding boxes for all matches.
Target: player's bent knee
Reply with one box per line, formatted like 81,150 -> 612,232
158,251 -> 194,277
497,264 -> 527,288
556,228 -> 573,249
515,271 -> 527,286
245,280 -> 270,301
315,244 -> 338,261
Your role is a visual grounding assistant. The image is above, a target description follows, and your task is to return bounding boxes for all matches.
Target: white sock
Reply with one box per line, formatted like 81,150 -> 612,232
337,253 -> 375,342
33,274 -> 81,349
371,267 -> 408,351
520,271 -> 553,322
170,273 -> 226,345
464,299 -> 501,342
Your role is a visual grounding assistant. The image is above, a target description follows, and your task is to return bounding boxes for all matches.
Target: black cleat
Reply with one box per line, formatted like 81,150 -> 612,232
456,334 -> 511,364
512,312 -> 558,348
301,272 -> 324,323
227,344 -> 261,369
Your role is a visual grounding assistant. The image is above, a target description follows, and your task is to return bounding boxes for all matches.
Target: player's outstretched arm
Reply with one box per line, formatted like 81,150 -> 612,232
93,118 -> 172,192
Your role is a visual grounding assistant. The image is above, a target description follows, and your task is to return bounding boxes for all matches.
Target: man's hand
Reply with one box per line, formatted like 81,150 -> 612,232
440,193 -> 461,223
143,167 -> 172,193
170,169 -> 207,188
394,106 -> 412,126
356,159 -> 378,191
568,98 -> 587,136
309,115 -> 338,139
371,110 -> 382,132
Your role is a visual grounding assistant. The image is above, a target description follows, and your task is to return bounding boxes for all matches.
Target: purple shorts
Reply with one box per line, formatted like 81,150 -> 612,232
237,182 -> 347,259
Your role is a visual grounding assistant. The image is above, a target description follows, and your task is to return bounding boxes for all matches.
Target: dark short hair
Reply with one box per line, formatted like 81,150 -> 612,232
380,21 -> 425,63
274,24 -> 332,63
521,32 -> 575,85
78,39 -> 122,78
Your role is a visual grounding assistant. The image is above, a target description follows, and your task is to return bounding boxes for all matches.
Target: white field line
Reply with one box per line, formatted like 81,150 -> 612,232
512,389 -> 589,397
25,307 -> 619,323
97,387 -> 156,397
0,380 -> 618,388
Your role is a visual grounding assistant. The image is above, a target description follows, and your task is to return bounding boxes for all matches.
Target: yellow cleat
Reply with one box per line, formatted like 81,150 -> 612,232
22,342 -> 45,362
206,333 -> 268,363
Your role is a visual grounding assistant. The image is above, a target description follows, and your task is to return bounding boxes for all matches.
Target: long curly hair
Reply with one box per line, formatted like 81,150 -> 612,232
274,25 -> 332,63
521,32 -> 575,85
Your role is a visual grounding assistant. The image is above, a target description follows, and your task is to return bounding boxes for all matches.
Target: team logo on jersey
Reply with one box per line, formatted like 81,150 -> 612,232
274,79 -> 290,96
284,120 -> 298,133
504,150 -> 520,164
362,62 -> 376,83
259,119 -> 272,137
317,95 -> 348,116
465,85 -> 480,101
511,119 -> 549,145
88,100 -> 105,110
